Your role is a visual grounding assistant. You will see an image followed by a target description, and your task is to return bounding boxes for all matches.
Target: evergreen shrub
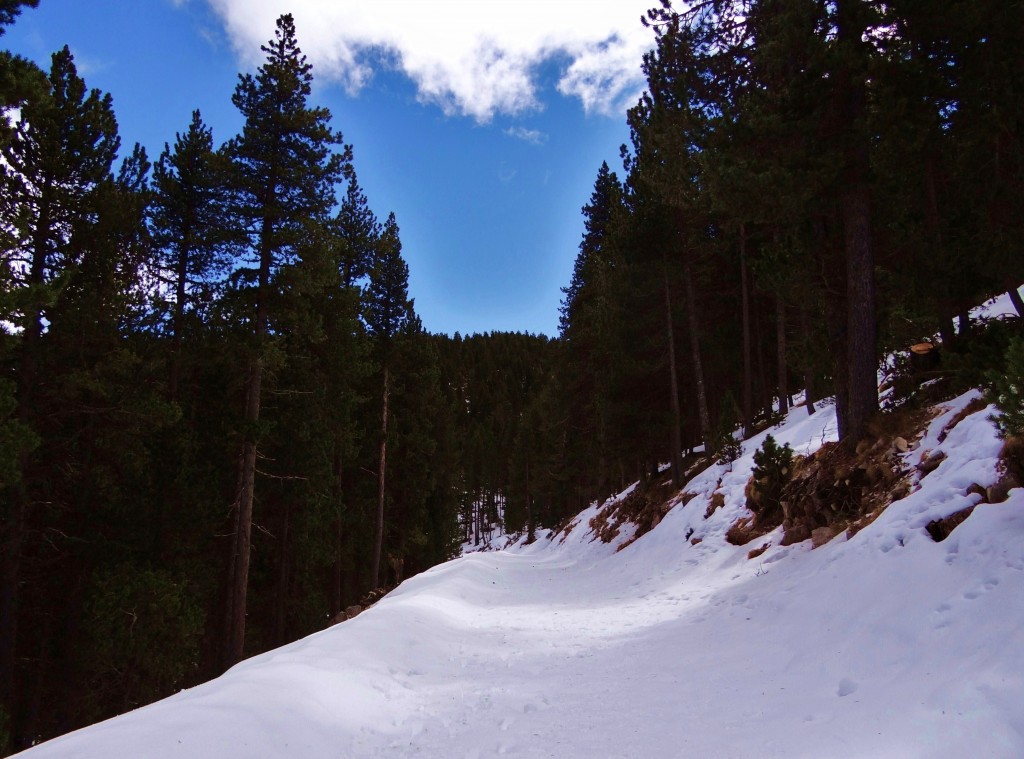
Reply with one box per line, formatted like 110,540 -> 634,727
746,434 -> 794,526
988,336 -> 1024,439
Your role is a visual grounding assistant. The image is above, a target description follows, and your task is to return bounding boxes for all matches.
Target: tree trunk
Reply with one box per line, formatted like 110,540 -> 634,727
800,308 -> 817,415
330,450 -> 344,618
682,262 -> 712,453
223,212 -> 271,670
274,499 -> 291,647
663,263 -> 684,487
1008,287 -> 1024,318
370,365 -> 390,590
525,458 -> 535,543
837,0 -> 877,446
740,225 -> 753,436
957,309 -> 971,339
824,293 -> 850,441
776,294 -> 789,416
168,233 -> 191,405
938,316 -> 957,350
224,356 -> 262,668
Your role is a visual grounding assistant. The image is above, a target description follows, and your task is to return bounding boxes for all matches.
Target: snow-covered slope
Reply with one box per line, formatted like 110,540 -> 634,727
16,384 -> 1024,759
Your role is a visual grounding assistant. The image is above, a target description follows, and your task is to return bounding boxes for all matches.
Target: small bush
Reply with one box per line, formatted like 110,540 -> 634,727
712,391 -> 744,464
746,434 -> 794,526
948,318 -> 1021,394
987,336 -> 1024,438
715,435 -> 743,465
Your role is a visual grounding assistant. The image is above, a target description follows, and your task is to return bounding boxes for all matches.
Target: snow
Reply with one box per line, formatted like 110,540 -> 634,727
16,383 -> 1024,758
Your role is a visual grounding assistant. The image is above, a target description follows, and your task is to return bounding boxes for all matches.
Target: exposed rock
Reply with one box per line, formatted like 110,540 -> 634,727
965,482 -> 988,501
917,450 -> 947,475
811,526 -> 839,548
747,542 -> 771,560
345,604 -> 363,620
987,473 -> 1021,504
726,516 -> 760,546
591,475 -> 676,545
890,482 -> 911,501
893,436 -> 909,453
781,523 -> 811,546
690,537 -> 702,545
926,506 -> 976,542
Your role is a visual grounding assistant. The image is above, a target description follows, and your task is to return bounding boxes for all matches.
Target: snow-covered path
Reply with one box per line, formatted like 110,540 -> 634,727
18,386 -> 1024,759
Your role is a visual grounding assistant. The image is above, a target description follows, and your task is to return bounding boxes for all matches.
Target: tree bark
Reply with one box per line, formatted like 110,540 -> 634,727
223,209 -> 271,670
330,450 -> 344,618
682,262 -> 712,454
663,263 -> 684,487
167,230 -> 192,405
1008,287 -> 1024,318
274,499 -> 291,647
370,364 -> 390,589
740,225 -> 753,436
224,355 -> 262,668
776,294 -> 789,416
525,458 -> 535,543
836,0 -> 878,445
800,308 -> 817,415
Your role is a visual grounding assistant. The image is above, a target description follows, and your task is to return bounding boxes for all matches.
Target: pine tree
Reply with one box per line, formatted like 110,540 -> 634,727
151,110 -> 235,403
220,13 -> 349,669
559,161 -> 625,499
363,212 -> 412,589
0,46 -> 119,743
333,169 -> 379,287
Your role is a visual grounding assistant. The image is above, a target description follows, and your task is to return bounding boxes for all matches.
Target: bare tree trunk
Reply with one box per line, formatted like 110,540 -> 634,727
370,365 -> 390,589
663,263 -> 684,487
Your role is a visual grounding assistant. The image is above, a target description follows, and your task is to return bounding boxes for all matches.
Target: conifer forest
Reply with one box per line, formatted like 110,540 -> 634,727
1,0 -> 1022,751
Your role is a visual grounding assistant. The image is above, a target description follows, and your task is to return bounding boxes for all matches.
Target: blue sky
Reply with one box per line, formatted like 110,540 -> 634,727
3,0 -> 656,337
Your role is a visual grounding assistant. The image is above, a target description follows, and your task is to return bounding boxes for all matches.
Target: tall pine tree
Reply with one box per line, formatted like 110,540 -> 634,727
220,13 -> 349,669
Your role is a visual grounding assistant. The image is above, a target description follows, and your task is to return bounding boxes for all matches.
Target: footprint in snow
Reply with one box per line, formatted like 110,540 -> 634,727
837,678 -> 858,697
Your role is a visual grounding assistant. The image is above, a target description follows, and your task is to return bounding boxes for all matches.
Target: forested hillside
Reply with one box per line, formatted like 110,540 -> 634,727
2,0 -> 1023,753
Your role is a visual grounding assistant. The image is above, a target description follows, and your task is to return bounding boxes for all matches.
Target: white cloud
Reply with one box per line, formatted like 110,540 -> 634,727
504,126 -> 547,145
203,0 -> 655,122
